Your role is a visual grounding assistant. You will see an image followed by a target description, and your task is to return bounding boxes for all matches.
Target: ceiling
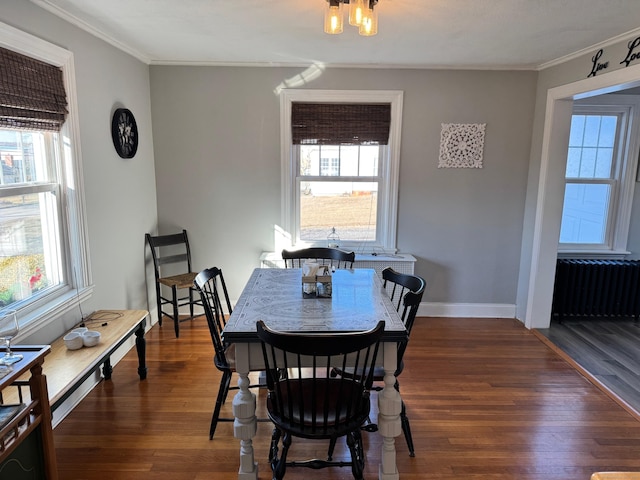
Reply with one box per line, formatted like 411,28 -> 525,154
31,0 -> 640,70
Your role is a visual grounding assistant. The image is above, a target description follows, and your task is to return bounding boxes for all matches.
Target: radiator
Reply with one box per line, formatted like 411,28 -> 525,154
552,259 -> 640,320
352,254 -> 415,277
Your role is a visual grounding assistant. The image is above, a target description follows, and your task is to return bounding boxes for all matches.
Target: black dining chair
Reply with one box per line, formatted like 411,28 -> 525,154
193,266 -> 266,439
331,267 -> 425,457
257,319 -> 385,480
281,247 -> 355,269
382,267 -> 426,314
146,229 -> 203,338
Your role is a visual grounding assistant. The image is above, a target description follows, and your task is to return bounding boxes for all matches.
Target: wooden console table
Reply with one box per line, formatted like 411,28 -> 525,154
0,310 -> 148,479
44,309 -> 148,412
5,309 -> 148,414
0,345 -> 57,479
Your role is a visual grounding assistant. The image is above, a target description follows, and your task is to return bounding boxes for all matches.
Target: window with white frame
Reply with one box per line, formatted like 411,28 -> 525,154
280,90 -> 403,252
0,23 -> 91,334
559,95 -> 640,255
0,131 -> 64,305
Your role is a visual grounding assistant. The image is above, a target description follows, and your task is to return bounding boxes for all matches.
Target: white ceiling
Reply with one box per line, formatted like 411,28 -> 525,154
31,0 -> 640,70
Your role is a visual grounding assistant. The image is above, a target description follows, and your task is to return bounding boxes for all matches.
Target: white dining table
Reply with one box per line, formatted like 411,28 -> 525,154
222,267 -> 407,480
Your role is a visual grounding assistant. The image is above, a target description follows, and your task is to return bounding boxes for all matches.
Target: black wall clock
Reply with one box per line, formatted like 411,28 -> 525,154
111,108 -> 138,158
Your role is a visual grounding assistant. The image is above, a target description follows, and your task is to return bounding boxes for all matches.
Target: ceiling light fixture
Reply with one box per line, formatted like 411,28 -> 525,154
324,0 -> 379,36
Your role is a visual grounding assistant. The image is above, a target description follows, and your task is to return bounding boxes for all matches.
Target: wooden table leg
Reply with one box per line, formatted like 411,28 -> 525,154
135,321 -> 147,380
232,343 -> 258,480
102,358 -> 113,379
29,363 -> 58,480
377,341 -> 401,480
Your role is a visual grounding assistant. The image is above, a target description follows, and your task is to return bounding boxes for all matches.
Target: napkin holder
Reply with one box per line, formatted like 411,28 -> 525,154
302,275 -> 317,298
316,270 -> 332,298
302,265 -> 332,298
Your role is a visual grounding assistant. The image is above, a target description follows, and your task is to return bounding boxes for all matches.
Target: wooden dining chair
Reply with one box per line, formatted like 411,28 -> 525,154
281,247 -> 355,269
330,267 -> 425,457
256,319 -> 385,480
193,266 -> 266,439
382,266 -> 426,313
378,268 -> 425,457
145,229 -> 203,338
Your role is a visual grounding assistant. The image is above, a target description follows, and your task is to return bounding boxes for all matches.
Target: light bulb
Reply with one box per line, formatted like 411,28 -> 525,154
359,5 -> 378,36
349,0 -> 366,26
324,1 -> 344,34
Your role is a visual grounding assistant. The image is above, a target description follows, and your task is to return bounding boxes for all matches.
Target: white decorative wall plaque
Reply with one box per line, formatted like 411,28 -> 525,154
438,123 -> 486,168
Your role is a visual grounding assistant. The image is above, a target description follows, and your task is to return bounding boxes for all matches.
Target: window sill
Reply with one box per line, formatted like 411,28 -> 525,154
18,285 -> 94,341
557,250 -> 631,260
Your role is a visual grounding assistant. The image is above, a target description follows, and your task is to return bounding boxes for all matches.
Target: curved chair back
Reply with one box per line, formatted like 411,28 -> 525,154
281,247 -> 355,269
381,267 -> 425,369
193,267 -> 233,368
382,266 -> 426,314
256,319 -> 385,477
395,289 -> 423,371
194,266 -> 247,439
382,268 -> 425,458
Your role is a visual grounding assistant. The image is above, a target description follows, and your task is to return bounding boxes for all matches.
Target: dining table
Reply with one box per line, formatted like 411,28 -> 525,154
222,267 -> 408,480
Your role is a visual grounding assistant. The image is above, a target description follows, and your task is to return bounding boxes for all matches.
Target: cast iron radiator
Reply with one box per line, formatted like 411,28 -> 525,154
552,259 -> 640,320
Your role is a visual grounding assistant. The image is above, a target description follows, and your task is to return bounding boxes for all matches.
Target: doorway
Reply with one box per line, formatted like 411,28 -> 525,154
525,63 -> 640,329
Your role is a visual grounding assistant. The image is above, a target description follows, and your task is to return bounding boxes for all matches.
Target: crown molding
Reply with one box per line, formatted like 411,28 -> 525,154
29,0 -> 151,64
538,26 -> 640,71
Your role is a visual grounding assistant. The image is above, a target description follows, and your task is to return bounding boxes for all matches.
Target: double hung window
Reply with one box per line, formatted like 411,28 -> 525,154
0,130 -> 64,309
559,96 -> 640,255
298,143 -> 381,243
281,90 -> 403,252
0,24 -> 90,333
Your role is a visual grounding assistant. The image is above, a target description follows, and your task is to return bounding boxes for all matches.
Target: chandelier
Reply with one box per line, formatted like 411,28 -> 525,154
324,0 -> 379,36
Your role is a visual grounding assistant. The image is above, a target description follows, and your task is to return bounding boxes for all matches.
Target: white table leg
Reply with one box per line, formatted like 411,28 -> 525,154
377,341 -> 401,480
232,342 -> 258,480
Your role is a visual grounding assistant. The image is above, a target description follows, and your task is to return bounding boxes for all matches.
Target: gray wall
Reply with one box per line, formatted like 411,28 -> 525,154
149,66 -> 538,304
1,1 -> 158,343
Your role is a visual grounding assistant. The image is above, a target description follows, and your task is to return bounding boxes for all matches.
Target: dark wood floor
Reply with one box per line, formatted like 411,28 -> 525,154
536,317 -> 640,417
53,317 -> 640,479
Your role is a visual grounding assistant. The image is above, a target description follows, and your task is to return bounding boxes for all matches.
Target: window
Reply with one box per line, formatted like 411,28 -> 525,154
0,131 -> 64,307
280,90 -> 403,252
319,154 -> 340,177
559,95 -> 640,256
0,22 -> 91,335
299,144 -> 380,243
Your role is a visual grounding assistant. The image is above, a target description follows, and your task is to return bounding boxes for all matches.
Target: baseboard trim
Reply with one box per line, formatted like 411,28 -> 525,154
419,302 -> 517,319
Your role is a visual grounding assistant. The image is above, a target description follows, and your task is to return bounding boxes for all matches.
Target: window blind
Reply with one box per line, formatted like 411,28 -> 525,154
291,102 -> 391,145
0,46 -> 68,131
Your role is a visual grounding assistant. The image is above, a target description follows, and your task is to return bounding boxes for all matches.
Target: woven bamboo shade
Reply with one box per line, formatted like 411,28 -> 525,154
0,46 -> 68,131
292,102 -> 391,145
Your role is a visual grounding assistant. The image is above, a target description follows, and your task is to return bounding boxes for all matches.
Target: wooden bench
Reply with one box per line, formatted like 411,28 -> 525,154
8,310 -> 148,413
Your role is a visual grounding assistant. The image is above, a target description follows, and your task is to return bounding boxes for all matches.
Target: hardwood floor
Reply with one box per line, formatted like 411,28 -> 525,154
53,317 -> 640,479
536,317 -> 640,417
